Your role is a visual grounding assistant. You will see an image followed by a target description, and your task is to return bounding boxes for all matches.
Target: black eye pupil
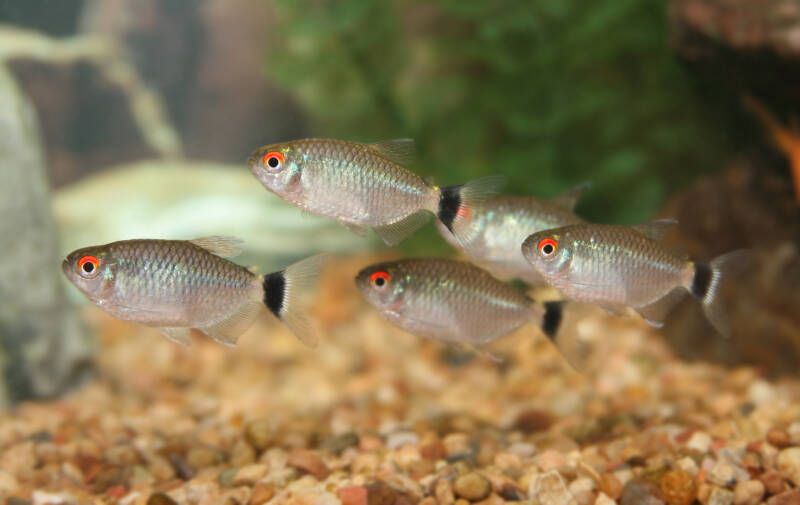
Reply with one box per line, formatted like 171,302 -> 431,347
375,277 -> 385,287
543,244 -> 553,254
83,263 -> 94,273
268,156 -> 280,168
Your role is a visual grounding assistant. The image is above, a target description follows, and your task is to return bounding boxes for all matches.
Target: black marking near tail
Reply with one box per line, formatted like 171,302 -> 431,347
438,185 -> 461,233
541,301 -> 564,340
691,262 -> 712,300
263,271 -> 286,318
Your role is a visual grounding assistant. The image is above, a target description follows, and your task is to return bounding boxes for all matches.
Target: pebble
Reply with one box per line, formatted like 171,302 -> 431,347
232,464 -> 268,486
0,469 -> 20,494
530,471 -> 578,505
733,480 -> 764,505
453,473 -> 491,501
288,449 -> 330,480
599,473 -> 623,500
420,441 -> 446,462
338,486 -> 368,505
244,419 -> 273,451
708,459 -> 749,487
513,408 -> 554,433
620,479 -> 664,505
443,434 -> 471,457
660,469 -> 697,505
687,432 -> 713,453
218,468 -> 238,488
324,432 -> 360,455
708,487 -> 735,505
32,491 -> 76,505
768,428 -> 792,449
386,432 -> 420,450
777,448 -> 800,486
230,439 -> 256,467
186,447 -> 222,469
249,482 -> 275,505
768,489 -> 800,505
595,493 -> 616,505
146,494 -> 178,505
435,478 -> 455,505
760,470 -> 786,495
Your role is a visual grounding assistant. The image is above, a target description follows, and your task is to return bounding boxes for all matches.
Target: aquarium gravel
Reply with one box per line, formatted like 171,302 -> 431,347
1,257 -> 798,505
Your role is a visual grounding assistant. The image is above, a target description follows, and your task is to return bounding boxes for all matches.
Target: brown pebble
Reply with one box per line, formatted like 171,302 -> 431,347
230,439 -> 256,467
768,428 -> 792,449
324,432 -> 360,455
366,480 -> 415,505
288,449 -> 330,480
418,498 -> 436,505
420,440 -> 446,461
147,492 -> 179,505
734,479 -> 764,505
761,471 -> 786,495
768,489 -> 800,505
244,419 -> 273,451
513,408 -> 554,433
186,446 -> 222,469
167,453 -> 193,480
620,479 -> 664,505
454,472 -> 491,501
660,469 -> 697,505
233,463 -> 268,486
337,485 -> 368,505
249,482 -> 275,505
600,473 -> 623,500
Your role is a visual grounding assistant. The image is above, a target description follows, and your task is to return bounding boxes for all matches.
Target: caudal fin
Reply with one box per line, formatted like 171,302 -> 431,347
262,254 -> 329,347
690,249 -> 753,338
437,175 -> 506,245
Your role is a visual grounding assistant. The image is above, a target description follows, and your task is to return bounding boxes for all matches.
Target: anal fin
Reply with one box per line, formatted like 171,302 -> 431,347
373,210 -> 431,246
199,300 -> 262,346
158,327 -> 193,346
634,288 -> 687,328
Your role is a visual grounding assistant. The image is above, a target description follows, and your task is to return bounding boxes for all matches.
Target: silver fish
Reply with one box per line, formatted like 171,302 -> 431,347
248,138 -> 504,245
62,236 -> 325,347
436,185 -> 587,283
521,221 -> 751,336
355,258 -> 563,347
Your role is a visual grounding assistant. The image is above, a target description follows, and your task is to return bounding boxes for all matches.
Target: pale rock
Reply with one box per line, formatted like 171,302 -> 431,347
708,487 -> 735,505
386,431 -> 419,450
733,480 -> 764,505
594,492 -> 616,505
529,471 -> 577,505
687,431 -> 713,453
777,447 -> 800,486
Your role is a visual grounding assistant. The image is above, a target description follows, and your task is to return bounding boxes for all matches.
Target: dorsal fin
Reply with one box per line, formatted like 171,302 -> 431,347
550,182 -> 590,210
631,219 -> 678,241
189,236 -> 244,257
366,139 -> 416,166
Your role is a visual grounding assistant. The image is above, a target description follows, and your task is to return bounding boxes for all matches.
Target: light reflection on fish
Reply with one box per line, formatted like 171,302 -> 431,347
248,138 -> 504,246
436,185 -> 587,283
355,258 -> 563,349
521,221 -> 751,336
62,237 -> 325,347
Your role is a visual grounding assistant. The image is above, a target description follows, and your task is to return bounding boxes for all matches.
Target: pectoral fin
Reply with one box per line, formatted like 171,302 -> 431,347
373,210 -> 431,245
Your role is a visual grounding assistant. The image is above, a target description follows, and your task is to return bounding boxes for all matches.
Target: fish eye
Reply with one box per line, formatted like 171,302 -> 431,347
78,255 -> 100,277
370,271 -> 390,289
263,151 -> 284,170
538,238 -> 558,257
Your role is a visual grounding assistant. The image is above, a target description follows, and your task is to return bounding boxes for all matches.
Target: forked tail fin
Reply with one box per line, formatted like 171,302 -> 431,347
262,254 -> 329,347
689,249 -> 753,338
437,175 -> 506,246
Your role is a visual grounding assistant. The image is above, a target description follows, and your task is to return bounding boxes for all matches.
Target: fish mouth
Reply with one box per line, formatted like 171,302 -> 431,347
61,258 -> 70,277
246,156 -> 257,169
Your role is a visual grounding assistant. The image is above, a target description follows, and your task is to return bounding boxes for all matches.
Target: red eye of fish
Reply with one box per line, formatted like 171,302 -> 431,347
263,151 -> 284,169
78,255 -> 100,275
370,271 -> 390,288
538,238 -> 558,257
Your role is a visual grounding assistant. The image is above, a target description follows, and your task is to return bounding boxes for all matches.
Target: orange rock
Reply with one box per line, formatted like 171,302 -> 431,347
660,469 -> 697,505
250,482 -> 275,505
288,449 -> 330,480
337,485 -> 368,505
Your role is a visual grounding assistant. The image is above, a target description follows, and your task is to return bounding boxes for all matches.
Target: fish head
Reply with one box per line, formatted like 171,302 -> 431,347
248,142 -> 301,195
62,245 -> 117,302
521,230 -> 571,280
355,262 -> 405,311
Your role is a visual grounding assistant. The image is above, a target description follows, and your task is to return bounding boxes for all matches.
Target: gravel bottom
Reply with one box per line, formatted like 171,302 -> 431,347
1,257 -> 799,505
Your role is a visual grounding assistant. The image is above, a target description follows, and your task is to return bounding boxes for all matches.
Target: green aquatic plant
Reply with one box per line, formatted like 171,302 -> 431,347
262,0 -> 729,252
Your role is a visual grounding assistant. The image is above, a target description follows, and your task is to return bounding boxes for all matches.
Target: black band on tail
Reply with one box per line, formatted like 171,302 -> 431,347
263,271 -> 286,318
541,301 -> 563,340
438,185 -> 461,233
691,262 -> 711,300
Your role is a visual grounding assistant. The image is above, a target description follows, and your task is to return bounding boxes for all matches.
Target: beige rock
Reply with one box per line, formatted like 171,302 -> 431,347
454,473 -> 491,501
777,448 -> 800,486
733,480 -> 764,505
233,463 -> 268,486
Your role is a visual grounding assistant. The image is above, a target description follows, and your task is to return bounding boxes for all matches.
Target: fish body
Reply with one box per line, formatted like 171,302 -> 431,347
521,222 -> 751,336
355,258 -> 561,346
436,190 -> 586,283
62,237 -> 323,347
248,138 -> 503,245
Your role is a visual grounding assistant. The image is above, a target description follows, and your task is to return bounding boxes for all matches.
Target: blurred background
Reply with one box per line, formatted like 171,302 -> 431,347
0,0 -> 798,406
